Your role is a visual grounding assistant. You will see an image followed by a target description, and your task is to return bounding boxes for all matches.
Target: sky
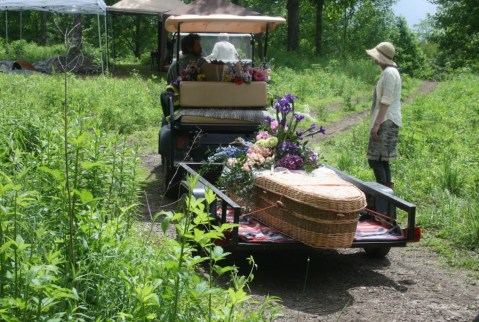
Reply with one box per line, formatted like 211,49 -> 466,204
392,0 -> 438,28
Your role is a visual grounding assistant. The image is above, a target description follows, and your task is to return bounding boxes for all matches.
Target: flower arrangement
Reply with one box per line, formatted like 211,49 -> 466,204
222,61 -> 271,85
206,93 -> 326,200
178,59 -> 206,81
175,60 -> 271,85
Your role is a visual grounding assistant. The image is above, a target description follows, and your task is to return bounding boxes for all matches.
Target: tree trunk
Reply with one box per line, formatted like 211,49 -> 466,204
40,12 -> 47,46
134,16 -> 142,59
315,0 -> 325,56
287,0 -> 300,51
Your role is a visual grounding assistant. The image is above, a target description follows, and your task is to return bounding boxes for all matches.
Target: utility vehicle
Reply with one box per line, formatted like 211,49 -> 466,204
158,14 -> 421,257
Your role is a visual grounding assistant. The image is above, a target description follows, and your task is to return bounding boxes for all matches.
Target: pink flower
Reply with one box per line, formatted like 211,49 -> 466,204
270,120 -> 279,132
248,145 -> 271,158
253,69 -> 265,81
256,130 -> 270,140
241,163 -> 251,172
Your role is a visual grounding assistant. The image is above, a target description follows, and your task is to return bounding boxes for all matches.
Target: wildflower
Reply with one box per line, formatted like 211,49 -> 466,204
281,105 -> 292,115
294,113 -> 305,122
277,141 -> 298,154
284,93 -> 298,103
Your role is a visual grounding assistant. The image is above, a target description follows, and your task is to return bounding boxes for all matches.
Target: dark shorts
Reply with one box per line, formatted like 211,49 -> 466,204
367,119 -> 399,161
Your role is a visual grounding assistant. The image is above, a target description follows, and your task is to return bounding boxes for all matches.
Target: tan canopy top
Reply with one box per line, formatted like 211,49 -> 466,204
167,0 -> 259,17
165,14 -> 286,33
108,0 -> 186,15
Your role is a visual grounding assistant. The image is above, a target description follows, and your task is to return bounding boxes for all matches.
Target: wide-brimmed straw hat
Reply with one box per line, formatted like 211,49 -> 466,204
366,42 -> 396,67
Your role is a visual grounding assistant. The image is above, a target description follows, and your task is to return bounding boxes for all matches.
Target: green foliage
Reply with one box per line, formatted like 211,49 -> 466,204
0,71 -> 283,320
430,0 -> 479,68
390,17 -> 430,78
0,39 -> 105,66
320,73 -> 479,265
0,73 -> 162,134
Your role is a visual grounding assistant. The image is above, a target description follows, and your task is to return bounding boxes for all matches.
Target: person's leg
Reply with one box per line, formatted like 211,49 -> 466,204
382,160 -> 394,189
382,161 -> 391,182
368,159 -> 387,185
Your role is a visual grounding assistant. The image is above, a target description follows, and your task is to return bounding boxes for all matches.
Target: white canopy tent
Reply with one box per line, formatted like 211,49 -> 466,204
0,0 -> 107,14
1,0 -> 108,73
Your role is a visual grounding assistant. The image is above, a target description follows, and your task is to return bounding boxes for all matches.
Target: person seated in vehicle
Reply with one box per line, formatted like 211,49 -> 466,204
167,33 -> 206,83
205,33 -> 239,62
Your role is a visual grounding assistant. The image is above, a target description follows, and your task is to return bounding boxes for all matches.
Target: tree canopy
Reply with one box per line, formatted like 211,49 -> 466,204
1,0 -> 477,73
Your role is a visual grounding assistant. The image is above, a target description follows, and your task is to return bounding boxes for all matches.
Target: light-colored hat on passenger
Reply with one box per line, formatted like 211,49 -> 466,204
366,42 -> 397,67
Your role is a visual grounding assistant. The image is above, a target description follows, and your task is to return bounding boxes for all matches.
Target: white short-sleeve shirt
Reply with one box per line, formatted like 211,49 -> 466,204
206,41 -> 238,61
370,66 -> 402,129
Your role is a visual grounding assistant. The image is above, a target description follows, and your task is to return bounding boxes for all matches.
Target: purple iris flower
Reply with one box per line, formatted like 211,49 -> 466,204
280,119 -> 287,126
281,106 -> 292,115
277,141 -> 298,154
309,123 -> 317,131
294,113 -> 305,122
284,93 -> 299,103
319,126 -> 326,134
263,116 -> 272,123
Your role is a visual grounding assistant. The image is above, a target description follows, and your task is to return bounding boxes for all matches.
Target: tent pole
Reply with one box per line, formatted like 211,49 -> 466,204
111,14 -> 116,62
104,13 -> 109,73
97,13 -> 104,74
20,11 -> 22,40
5,11 -> 8,61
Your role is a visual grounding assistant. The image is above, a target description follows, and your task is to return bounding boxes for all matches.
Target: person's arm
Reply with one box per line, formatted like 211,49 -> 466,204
371,103 -> 389,139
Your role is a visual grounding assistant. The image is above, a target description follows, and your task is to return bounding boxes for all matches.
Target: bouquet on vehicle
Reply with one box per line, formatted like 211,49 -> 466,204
174,59 -> 272,85
205,93 -> 326,200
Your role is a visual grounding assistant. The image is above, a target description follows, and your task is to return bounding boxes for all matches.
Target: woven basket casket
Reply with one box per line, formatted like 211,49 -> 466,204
242,168 -> 367,248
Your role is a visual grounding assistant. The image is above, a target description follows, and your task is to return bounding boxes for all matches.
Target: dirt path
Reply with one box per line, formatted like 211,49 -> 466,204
311,80 -> 439,144
246,247 -> 479,321
139,80 -> 479,321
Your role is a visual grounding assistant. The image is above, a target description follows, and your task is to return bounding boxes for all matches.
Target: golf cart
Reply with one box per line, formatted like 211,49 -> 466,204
159,14 -> 285,197
158,14 -> 421,257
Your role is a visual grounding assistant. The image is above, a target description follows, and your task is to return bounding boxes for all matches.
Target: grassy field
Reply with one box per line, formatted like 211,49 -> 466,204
0,62 -> 478,320
319,71 -> 479,269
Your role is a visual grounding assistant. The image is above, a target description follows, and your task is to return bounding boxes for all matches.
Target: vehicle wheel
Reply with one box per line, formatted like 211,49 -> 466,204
364,246 -> 391,258
162,157 -> 180,199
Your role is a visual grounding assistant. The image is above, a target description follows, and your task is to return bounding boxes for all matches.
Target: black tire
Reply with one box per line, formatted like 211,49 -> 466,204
162,157 -> 181,199
364,246 -> 391,258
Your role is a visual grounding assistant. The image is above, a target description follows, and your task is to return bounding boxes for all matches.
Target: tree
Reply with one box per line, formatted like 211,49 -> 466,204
391,17 -> 429,77
310,0 -> 325,55
430,0 -> 479,67
287,0 -> 300,51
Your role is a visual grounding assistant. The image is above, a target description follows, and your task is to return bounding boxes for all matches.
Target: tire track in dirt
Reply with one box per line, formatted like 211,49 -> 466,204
312,80 -> 439,144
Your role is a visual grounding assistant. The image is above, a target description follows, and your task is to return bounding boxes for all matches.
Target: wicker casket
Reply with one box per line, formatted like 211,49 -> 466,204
245,168 -> 367,248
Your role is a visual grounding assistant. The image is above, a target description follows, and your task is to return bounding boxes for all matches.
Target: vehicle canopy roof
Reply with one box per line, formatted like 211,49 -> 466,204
164,14 -> 286,34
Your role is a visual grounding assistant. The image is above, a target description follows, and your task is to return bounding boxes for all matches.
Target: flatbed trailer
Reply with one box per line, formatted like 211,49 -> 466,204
177,162 -> 421,257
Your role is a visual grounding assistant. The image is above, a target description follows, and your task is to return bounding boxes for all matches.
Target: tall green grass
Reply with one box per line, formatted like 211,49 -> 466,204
0,39 -> 103,64
319,72 -> 479,269
0,72 -> 282,320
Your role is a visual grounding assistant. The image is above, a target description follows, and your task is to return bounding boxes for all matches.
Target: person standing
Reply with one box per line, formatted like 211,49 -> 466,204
365,42 -> 402,189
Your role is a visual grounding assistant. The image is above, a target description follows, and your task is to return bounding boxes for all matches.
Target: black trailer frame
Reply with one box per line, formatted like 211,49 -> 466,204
177,162 -> 419,252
